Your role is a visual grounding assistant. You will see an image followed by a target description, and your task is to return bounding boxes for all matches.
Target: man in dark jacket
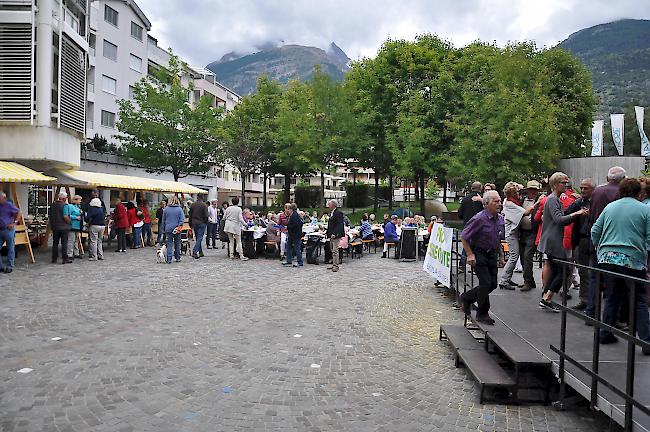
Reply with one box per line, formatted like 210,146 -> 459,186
458,181 -> 484,224
326,200 -> 345,272
283,203 -> 303,267
49,191 -> 72,264
189,197 -> 209,259
565,178 -> 594,310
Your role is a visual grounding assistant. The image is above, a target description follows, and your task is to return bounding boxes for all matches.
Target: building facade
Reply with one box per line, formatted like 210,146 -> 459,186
0,0 -> 88,171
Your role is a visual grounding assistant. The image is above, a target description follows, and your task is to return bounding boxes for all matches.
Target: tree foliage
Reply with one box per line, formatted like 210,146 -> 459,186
116,54 -> 222,181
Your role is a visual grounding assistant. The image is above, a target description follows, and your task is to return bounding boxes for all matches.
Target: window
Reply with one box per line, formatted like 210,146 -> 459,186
102,39 -> 117,61
130,21 -> 143,41
101,75 -> 116,94
129,54 -> 142,72
101,110 -> 115,128
64,9 -> 80,33
104,5 -> 118,27
128,85 -> 136,100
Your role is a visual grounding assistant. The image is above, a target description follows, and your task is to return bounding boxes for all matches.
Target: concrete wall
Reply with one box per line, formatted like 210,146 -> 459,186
557,156 -> 648,187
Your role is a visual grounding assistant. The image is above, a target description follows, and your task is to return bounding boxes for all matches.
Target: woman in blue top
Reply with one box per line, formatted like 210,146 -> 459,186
66,195 -> 83,260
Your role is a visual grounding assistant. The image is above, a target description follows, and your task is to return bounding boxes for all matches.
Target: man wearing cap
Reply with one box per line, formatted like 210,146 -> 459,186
519,180 -> 542,291
382,215 -> 399,258
459,190 -> 505,325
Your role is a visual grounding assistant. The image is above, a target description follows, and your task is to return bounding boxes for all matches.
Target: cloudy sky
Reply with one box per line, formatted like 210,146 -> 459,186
137,0 -> 650,66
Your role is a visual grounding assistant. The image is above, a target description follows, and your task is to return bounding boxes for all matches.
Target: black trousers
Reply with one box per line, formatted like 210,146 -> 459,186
52,230 -> 69,263
519,230 -> 536,287
116,228 -> 126,251
462,249 -> 498,315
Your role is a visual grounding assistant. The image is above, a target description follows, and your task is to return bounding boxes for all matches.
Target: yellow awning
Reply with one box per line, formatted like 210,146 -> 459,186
54,170 -> 207,194
0,161 -> 57,183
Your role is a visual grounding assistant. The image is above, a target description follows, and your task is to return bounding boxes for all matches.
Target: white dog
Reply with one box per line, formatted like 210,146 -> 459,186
156,244 -> 167,263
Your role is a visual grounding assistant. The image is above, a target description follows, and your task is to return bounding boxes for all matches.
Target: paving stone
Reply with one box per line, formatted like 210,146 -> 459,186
0,245 -> 617,431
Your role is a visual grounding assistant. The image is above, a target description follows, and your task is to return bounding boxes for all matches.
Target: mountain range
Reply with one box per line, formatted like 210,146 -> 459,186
206,19 -> 650,117
206,42 -> 350,95
558,18 -> 650,115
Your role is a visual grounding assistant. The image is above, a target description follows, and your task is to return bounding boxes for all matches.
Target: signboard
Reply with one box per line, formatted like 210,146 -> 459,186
423,223 -> 453,287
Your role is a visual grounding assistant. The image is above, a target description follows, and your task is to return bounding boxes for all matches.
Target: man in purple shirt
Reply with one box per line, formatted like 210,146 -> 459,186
459,190 -> 505,325
0,192 -> 21,273
584,166 -> 625,319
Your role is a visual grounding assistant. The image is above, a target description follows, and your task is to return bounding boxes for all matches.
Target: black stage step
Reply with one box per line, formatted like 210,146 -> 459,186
440,324 -> 516,403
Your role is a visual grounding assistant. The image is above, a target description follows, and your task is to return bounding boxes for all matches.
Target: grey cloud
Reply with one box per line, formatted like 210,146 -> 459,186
137,0 -> 650,66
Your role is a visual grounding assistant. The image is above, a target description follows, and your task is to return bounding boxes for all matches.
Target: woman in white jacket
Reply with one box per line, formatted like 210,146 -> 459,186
222,197 -> 247,261
499,182 -> 535,290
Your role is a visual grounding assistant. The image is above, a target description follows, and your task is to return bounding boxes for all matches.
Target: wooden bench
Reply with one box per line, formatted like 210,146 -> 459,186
263,240 -> 279,258
385,242 -> 397,258
362,238 -> 376,253
350,239 -> 363,259
440,324 -> 516,403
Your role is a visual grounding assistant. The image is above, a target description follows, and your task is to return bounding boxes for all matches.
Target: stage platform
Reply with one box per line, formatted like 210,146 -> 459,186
487,285 -> 650,431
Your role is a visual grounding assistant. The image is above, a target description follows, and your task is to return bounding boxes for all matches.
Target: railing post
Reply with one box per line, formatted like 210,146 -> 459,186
624,278 -> 637,432
558,261 -> 569,406
590,271 -> 601,410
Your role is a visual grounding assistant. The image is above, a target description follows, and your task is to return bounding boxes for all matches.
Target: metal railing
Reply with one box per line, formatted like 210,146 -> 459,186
551,258 -> 650,432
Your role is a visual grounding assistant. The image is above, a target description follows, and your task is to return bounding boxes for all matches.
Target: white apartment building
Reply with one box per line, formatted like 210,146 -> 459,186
0,0 -> 88,211
86,0 -> 149,143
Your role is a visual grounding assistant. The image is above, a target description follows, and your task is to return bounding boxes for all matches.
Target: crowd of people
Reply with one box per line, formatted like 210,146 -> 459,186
457,167 -> 650,354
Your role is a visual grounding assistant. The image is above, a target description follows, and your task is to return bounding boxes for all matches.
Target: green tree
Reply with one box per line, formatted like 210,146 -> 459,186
116,54 -> 222,181
221,96 -> 265,206
273,80 -> 318,202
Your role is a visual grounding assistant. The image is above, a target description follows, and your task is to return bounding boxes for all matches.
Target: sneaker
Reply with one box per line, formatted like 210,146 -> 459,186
499,283 -> 516,291
292,263 -> 298,267
282,262 -> 292,266
240,257 -> 249,261
297,262 -> 303,267
507,280 -> 523,288
476,314 -> 495,325
98,257 -> 104,261
600,333 -> 618,344
88,257 -> 96,261
539,299 -> 561,313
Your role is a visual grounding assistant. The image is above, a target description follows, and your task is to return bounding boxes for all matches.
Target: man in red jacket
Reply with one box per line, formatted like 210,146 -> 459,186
112,198 -> 129,252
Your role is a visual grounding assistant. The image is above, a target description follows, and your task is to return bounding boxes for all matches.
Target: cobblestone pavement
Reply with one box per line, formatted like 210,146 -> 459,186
0,244 -> 614,432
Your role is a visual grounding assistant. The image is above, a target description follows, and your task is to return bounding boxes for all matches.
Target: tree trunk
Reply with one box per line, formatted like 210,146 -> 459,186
320,171 -> 326,214
388,174 -> 393,210
373,168 -> 379,213
420,174 -> 426,217
442,177 -> 447,204
352,170 -> 356,214
241,171 -> 246,207
414,175 -> 419,207
263,171 -> 268,210
284,172 -> 291,204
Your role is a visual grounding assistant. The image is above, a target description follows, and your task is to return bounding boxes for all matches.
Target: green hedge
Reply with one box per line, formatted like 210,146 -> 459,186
295,185 -> 321,208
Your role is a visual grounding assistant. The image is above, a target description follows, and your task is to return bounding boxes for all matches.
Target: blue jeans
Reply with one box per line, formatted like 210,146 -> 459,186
0,228 -> 15,270
599,264 -> 650,343
166,232 -> 181,262
193,223 -> 206,255
143,223 -> 152,245
133,226 -> 142,247
285,235 -> 303,265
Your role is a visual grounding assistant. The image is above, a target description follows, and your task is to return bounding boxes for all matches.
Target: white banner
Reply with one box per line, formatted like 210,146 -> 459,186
635,106 -> 650,157
591,120 -> 604,157
611,114 -> 624,156
423,223 -> 453,288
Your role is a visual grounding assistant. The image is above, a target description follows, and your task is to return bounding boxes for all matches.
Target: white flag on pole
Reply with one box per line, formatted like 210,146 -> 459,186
591,120 -> 604,156
611,114 -> 624,156
635,106 -> 650,157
